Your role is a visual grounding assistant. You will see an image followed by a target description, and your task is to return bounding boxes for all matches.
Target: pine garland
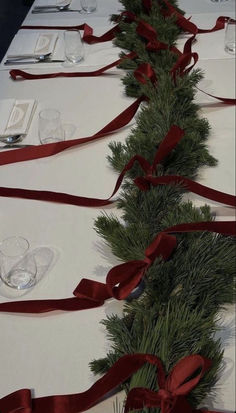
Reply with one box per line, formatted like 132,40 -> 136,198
90,0 -> 235,411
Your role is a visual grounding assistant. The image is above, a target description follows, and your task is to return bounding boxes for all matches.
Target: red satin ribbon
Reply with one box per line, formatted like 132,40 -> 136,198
10,13 -> 235,105
142,0 -> 153,13
136,20 -> 181,56
125,354 -> 211,413
0,354 -> 214,413
171,50 -> 236,104
10,14 -> 182,82
0,124 -> 235,209
0,91 -> 142,167
135,14 -> 235,104
0,220 -> 234,315
5,54 -> 235,172
171,49 -> 199,78
134,62 -> 157,84
10,51 -> 137,81
135,46 -> 235,105
135,53 -> 235,105
158,0 -> 233,35
134,175 -> 236,207
20,23 -> 120,44
0,125 -> 183,206
196,87 -> 236,105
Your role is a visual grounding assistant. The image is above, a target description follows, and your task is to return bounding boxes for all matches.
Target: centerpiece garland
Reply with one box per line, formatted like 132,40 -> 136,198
87,0 -> 235,411
0,0 -> 235,411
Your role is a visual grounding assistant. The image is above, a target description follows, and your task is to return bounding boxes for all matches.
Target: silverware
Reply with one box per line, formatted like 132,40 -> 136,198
0,134 -> 25,144
5,52 -> 51,61
33,3 -> 70,11
32,7 -> 81,13
4,59 -> 65,65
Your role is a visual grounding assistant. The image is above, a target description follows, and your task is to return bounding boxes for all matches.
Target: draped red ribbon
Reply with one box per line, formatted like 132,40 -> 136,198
20,22 -> 120,44
9,50 -> 137,81
125,354 -> 211,413
9,11 -> 236,104
0,124 -> 235,209
135,55 -> 236,105
134,12 -> 235,104
0,220 -> 234,314
140,0 -> 236,103
9,14 -> 182,82
0,124 -> 183,206
0,7 -> 233,413
134,175 -> 236,207
0,90 -> 142,167
157,0 -> 233,35
0,353 -> 217,413
136,20 -> 181,55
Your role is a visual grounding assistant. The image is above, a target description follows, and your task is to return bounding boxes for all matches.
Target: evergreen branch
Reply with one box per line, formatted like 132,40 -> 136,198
90,0 -> 236,411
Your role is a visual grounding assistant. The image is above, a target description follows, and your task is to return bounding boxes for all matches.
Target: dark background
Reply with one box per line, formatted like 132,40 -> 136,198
0,0 -> 33,61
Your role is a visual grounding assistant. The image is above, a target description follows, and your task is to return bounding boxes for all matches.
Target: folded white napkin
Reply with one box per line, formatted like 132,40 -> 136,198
0,99 -> 36,137
36,0 -> 71,6
7,32 -> 58,58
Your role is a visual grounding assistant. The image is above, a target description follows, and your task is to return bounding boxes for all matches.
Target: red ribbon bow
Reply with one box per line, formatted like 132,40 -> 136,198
0,354 -> 214,413
136,20 -> 168,51
125,354 -> 212,413
136,19 -> 182,56
0,220 -> 235,314
134,62 -> 157,84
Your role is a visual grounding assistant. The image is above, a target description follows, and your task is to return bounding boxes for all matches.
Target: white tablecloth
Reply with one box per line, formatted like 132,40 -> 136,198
0,0 -> 235,411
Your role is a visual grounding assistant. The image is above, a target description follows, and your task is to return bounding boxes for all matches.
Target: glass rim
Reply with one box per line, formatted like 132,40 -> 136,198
0,236 -> 29,257
39,109 -> 61,121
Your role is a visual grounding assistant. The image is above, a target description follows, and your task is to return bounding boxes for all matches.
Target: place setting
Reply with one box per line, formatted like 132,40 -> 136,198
3,31 -> 63,68
1,25 -> 88,69
31,0 -> 97,14
0,98 -> 37,148
0,98 -> 76,150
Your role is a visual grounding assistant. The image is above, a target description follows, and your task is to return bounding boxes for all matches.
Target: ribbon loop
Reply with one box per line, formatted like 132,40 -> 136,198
145,233 -> 177,262
134,63 -> 157,84
0,389 -> 32,413
158,388 -> 172,401
136,20 -> 169,52
124,354 -> 212,412
135,174 -> 236,208
106,260 -> 149,299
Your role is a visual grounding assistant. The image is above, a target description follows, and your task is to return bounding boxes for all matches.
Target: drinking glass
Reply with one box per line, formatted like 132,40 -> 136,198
64,30 -> 84,64
225,19 -> 235,54
0,236 -> 37,289
80,0 -> 97,13
39,109 -> 64,144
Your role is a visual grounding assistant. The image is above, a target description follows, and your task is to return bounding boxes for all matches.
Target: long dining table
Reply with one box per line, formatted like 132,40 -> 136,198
0,0 -> 235,411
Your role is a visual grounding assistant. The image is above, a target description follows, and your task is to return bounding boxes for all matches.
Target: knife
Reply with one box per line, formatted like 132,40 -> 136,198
31,8 -> 81,13
4,59 -> 65,65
